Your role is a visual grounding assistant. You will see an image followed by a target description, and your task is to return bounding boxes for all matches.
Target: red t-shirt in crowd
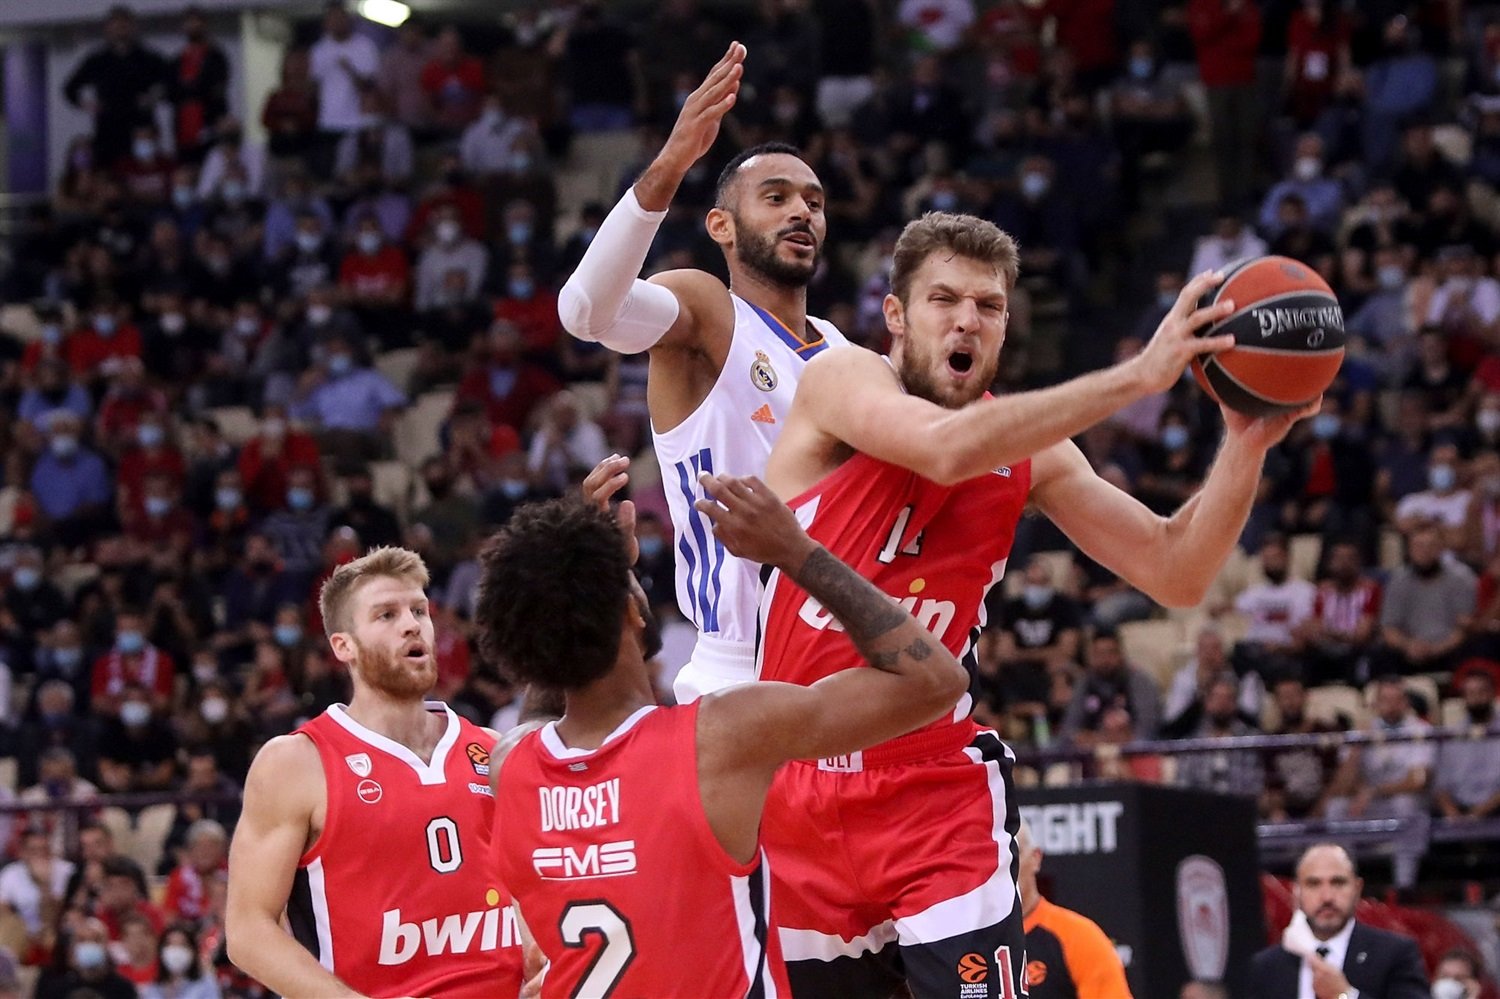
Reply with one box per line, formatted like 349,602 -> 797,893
492,292 -> 561,355
91,647 -> 177,705
339,246 -> 411,302
1188,0 -> 1262,87
236,433 -> 323,513
66,325 -> 143,377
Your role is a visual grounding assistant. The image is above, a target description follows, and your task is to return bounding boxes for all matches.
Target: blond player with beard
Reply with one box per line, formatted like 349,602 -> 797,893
226,547 -> 522,998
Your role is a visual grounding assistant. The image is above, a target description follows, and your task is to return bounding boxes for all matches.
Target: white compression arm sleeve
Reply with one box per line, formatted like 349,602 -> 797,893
558,187 -> 682,354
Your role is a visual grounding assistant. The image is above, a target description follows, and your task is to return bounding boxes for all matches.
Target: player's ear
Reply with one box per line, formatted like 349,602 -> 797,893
882,293 -> 906,338
327,631 -> 356,665
705,207 -> 734,248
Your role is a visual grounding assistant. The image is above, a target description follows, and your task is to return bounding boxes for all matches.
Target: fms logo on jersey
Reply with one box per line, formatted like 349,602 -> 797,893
466,742 -> 490,778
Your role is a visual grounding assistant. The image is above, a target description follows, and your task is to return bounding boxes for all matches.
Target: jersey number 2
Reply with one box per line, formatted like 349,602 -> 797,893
876,505 -> 924,564
560,901 -> 634,998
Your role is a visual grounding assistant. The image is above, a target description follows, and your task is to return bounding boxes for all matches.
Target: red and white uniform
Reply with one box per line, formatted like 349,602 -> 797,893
495,703 -> 790,999
756,451 -> 1032,996
288,703 -> 523,999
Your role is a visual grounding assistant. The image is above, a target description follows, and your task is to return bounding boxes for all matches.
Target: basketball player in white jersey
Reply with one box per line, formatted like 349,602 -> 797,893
559,42 -> 851,703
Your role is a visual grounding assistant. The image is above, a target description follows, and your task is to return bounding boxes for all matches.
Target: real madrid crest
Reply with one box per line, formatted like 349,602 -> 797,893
751,350 -> 778,392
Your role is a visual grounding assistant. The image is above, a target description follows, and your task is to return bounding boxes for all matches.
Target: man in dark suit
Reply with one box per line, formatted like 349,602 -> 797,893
1248,843 -> 1431,999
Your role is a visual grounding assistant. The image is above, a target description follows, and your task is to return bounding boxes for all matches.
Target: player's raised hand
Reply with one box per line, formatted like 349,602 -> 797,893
660,42 -> 745,172
1131,270 -> 1239,394
580,453 -> 637,564
1220,395 -> 1322,452
695,473 -> 817,570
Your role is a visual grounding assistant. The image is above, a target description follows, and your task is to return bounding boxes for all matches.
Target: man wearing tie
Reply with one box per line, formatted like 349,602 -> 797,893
1248,843 -> 1430,998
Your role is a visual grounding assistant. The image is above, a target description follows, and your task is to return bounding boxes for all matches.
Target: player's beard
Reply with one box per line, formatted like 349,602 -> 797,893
351,637 -> 436,700
895,328 -> 998,410
731,213 -> 818,289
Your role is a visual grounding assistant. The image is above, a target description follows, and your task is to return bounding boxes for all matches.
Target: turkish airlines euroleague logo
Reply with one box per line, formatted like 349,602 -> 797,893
958,953 -> 987,983
466,742 -> 491,777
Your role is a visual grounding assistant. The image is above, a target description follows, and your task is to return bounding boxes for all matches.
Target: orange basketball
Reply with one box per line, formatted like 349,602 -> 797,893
1189,255 -> 1344,416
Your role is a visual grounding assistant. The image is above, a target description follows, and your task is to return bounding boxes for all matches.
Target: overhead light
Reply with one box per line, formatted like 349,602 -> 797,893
358,0 -> 410,27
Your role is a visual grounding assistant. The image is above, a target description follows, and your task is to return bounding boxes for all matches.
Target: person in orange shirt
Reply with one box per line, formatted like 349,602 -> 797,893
1020,819 -> 1134,998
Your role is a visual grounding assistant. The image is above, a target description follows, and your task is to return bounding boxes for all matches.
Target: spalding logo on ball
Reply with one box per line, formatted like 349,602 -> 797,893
1191,255 -> 1345,417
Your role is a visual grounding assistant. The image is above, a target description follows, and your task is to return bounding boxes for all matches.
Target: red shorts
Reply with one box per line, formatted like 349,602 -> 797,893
762,724 -> 1027,998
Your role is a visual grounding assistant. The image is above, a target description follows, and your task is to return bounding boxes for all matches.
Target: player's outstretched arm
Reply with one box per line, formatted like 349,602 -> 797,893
1030,400 -> 1319,607
784,272 -> 1237,486
693,474 -> 968,762
226,735 -> 366,999
557,43 -> 743,358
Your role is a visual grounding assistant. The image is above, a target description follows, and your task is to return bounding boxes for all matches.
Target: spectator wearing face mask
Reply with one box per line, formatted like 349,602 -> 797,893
1430,950 -> 1483,999
491,261 -> 560,367
96,682 -> 178,794
67,298 -> 143,382
116,415 -> 185,513
179,687 -> 254,782
35,916 -> 136,999
122,474 -> 196,564
415,206 -> 487,312
91,610 -> 175,717
235,408 -> 322,514
328,462 -> 402,550
32,411 -> 113,548
1433,671 -> 1500,821
141,923 -> 219,999
117,124 -> 177,206
290,335 -> 405,458
454,322 -> 560,433
1347,245 -> 1416,377
491,197 -> 555,282
18,356 -> 92,432
978,556 -> 1082,739
1282,396 -> 1377,544
1379,526 -> 1477,675
256,466 -> 331,589
5,547 -> 69,650
460,94 -> 541,177
1395,442 -> 1472,551
1136,409 -> 1204,515
338,215 -> 410,349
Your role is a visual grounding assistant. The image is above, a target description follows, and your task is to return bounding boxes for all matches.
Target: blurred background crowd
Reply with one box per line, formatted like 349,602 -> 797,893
3,0 -> 1500,993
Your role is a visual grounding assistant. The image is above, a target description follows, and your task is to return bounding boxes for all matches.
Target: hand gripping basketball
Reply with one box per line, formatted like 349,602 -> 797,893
1132,270 -> 1238,395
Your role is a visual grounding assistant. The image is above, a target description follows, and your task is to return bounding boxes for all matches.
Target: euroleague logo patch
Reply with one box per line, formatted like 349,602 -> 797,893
1027,960 -> 1047,986
466,742 -> 491,778
957,952 -> 987,983
356,779 -> 383,804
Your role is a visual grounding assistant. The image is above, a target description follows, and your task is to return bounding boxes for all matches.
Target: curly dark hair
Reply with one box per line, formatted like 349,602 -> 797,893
474,498 -> 633,690
715,141 -> 804,207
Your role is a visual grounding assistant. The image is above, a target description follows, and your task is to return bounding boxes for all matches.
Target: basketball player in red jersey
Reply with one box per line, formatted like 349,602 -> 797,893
756,213 -> 1318,997
474,474 -> 969,999
226,547 -> 522,998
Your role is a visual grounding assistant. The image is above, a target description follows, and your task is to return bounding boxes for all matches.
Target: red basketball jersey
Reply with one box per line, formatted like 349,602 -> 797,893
288,703 -> 523,999
494,703 -> 790,999
758,452 -> 1031,761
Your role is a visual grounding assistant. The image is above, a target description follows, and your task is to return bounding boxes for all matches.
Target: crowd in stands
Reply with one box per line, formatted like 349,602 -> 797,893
3,0 -> 1500,992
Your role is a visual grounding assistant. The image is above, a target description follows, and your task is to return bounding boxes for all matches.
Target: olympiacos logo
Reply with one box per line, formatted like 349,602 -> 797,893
1176,855 -> 1228,981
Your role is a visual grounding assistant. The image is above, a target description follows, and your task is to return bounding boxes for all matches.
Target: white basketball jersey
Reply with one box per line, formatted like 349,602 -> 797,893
653,294 -> 849,695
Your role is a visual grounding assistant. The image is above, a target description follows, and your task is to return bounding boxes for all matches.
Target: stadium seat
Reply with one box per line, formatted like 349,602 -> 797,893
1288,534 -> 1321,581
0,303 -> 38,341
370,460 -> 416,522
1213,610 -> 1251,647
1307,684 -> 1366,728
208,405 -> 259,446
394,390 -> 455,466
1118,619 -> 1184,689
1440,697 -> 1466,729
374,347 -> 421,394
1363,675 -> 1441,720
0,758 -> 15,793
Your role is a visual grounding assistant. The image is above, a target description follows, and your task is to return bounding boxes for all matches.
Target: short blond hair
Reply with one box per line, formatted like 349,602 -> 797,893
318,546 -> 430,639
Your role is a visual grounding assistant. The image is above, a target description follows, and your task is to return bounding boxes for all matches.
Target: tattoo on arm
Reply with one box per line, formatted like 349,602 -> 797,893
790,547 -> 931,673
